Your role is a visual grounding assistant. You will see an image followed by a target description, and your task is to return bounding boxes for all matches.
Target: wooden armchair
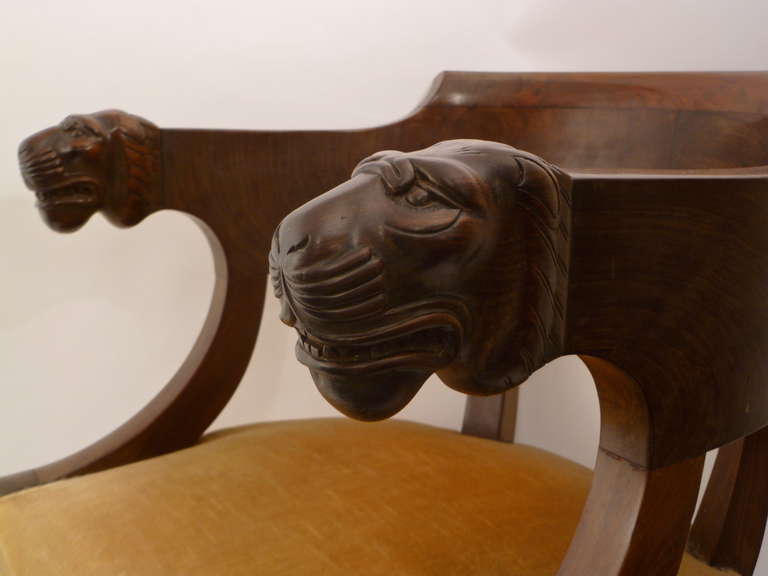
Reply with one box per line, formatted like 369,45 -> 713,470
2,72 -> 767,575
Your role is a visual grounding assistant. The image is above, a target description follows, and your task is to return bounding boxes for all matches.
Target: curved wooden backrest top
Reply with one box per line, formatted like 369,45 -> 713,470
5,71 -> 768,496
419,71 -> 768,170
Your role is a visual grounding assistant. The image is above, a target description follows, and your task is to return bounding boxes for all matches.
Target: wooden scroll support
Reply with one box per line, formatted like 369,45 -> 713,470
558,357 -> 705,576
689,424 -> 768,575
4,111 -> 268,494
461,391 -> 517,442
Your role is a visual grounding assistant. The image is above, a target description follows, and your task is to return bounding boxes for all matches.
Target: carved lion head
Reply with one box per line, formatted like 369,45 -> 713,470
270,140 -> 571,420
18,110 -> 160,232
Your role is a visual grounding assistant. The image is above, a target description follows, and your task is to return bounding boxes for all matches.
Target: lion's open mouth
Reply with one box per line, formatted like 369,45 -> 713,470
19,147 -> 100,209
34,183 -> 99,208
295,320 -> 460,420
295,322 -> 458,374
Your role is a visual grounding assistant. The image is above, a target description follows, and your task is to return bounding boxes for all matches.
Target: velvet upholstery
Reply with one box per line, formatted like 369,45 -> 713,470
0,419 -> 728,575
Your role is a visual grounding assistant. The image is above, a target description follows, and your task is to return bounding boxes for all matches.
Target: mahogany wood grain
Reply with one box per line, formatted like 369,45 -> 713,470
560,449 -> 704,576
260,71 -> 768,574
566,170 -> 768,468
558,356 -> 705,576
688,424 -> 768,575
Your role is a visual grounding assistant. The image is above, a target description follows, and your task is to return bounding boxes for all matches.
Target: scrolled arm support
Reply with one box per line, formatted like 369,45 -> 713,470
3,111 -> 266,495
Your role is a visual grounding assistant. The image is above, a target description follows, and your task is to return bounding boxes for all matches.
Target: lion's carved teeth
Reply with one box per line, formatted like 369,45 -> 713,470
35,183 -> 97,206
296,326 -> 457,365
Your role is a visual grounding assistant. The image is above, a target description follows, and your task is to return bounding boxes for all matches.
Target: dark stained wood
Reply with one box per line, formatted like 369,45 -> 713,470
558,356 -> 705,576
7,113 -> 272,494
267,135 -> 768,468
425,71 -> 768,115
6,72 -> 768,506
567,171 -> 768,468
261,72 -> 768,574
688,424 -> 768,575
270,139 -> 571,420
560,449 -> 704,576
417,72 -> 768,171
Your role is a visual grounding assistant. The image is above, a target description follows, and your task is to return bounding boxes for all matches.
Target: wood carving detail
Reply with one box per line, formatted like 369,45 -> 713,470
270,140 -> 571,420
18,110 -> 160,232
9,73 -> 768,576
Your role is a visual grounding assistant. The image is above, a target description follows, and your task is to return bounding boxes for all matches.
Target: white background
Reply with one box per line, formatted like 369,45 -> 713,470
1,0 -> 766,572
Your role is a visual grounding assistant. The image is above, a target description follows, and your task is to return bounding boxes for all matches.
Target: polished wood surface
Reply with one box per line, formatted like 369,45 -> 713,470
557,356 -> 706,576
265,139 -> 768,470
269,140 -> 571,420
268,143 -> 768,573
689,424 -> 768,575
560,449 -> 704,576
7,70 -> 768,576
567,170 -> 768,468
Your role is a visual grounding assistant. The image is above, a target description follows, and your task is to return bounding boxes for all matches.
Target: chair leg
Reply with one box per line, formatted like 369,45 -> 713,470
688,424 -> 768,576
558,356 -> 706,575
558,449 -> 704,576
461,389 -> 518,442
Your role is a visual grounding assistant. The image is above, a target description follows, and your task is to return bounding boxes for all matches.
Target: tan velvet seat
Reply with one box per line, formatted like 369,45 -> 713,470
0,419 -> 728,575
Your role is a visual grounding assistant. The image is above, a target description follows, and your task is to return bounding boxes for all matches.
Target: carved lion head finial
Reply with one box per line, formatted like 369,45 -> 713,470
18,110 -> 161,232
270,139 -> 571,420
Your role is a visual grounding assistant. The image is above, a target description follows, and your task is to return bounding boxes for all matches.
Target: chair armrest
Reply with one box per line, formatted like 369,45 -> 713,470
2,69 -> 476,493
4,111 -> 395,495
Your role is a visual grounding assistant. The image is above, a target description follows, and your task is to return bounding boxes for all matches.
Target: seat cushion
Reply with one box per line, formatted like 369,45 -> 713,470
0,418 -> 726,575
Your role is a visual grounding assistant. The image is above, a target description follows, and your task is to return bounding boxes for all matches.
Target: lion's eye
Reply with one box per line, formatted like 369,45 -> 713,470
67,125 -> 86,137
61,119 -> 92,138
404,186 -> 438,207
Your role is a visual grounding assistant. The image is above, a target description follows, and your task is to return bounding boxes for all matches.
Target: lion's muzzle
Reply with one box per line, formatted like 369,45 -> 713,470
18,125 -> 103,233
270,175 -> 461,420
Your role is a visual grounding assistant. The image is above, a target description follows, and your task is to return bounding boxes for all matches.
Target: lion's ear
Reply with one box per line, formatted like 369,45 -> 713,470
116,114 -> 150,143
91,110 -> 153,146
352,150 -> 410,177
110,111 -> 152,145
355,150 -> 400,167
352,150 -> 415,193
90,109 -> 129,134
514,156 -> 570,225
